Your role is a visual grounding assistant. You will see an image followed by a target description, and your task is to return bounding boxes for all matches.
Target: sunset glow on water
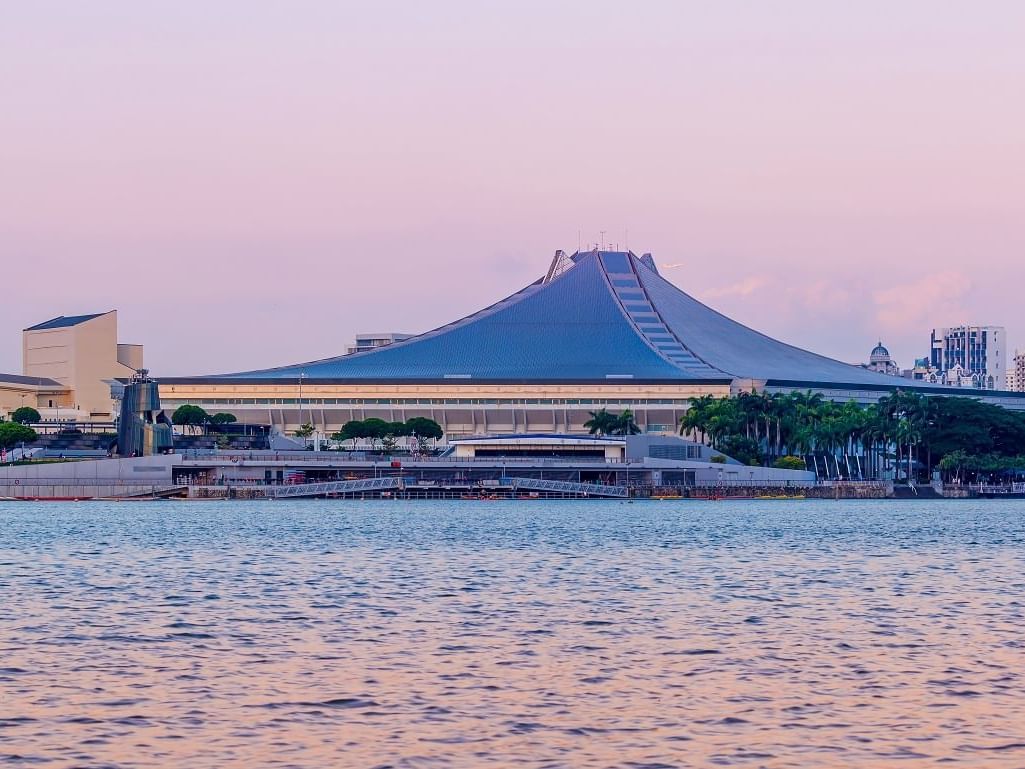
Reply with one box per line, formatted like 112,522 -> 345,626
2,499 -> 1025,767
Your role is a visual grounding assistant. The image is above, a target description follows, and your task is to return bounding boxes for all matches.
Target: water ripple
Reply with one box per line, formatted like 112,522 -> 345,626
1,498 -> 1024,767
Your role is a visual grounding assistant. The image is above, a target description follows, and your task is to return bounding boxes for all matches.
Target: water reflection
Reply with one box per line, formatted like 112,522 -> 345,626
1,499 -> 1024,767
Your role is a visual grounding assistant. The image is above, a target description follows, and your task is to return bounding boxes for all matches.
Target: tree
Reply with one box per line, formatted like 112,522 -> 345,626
0,422 -> 37,451
610,409 -> 642,436
11,407 -> 40,425
209,412 -> 237,426
171,404 -> 209,435
294,422 -> 315,440
716,434 -> 760,466
361,418 -> 390,450
406,417 -> 442,439
379,422 -> 409,453
680,397 -> 722,446
405,417 -> 443,452
332,420 -> 366,448
584,408 -> 617,436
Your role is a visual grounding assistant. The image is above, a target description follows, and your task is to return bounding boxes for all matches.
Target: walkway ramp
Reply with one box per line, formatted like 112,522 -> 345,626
507,477 -> 628,498
269,476 -> 401,498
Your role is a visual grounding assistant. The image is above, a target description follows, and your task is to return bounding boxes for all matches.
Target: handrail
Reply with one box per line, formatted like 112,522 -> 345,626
177,452 -> 624,465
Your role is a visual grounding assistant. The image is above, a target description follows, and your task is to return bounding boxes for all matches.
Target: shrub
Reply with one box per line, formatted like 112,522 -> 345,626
773,455 -> 806,471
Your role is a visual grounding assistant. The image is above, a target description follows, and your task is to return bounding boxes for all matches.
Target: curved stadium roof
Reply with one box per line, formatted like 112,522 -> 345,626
198,250 -> 926,390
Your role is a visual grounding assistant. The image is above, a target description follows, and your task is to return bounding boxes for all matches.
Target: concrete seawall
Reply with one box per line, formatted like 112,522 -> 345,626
805,483 -> 893,499
0,456 -> 180,499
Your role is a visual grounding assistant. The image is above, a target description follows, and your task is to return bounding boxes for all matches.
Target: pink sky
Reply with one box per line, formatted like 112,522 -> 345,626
1,2 -> 1022,376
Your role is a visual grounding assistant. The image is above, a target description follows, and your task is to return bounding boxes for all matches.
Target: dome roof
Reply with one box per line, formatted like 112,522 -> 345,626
870,341 -> 891,361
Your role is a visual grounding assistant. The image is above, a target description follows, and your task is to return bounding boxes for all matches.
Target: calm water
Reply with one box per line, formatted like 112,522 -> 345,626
2,499 -> 1025,768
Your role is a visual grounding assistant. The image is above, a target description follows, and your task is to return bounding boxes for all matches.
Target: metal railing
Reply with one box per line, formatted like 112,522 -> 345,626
969,482 -> 1025,495
507,477 -> 628,498
178,451 -> 625,466
268,476 -> 402,498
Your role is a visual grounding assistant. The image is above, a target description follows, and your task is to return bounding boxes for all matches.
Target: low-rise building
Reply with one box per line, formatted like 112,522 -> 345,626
17,310 -> 142,421
0,373 -> 71,420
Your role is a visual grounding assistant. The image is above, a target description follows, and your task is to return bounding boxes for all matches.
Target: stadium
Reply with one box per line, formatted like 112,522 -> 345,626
160,249 -> 1025,437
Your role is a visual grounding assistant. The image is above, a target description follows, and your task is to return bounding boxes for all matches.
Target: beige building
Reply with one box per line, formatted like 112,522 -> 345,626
0,373 -> 71,420
17,311 -> 143,421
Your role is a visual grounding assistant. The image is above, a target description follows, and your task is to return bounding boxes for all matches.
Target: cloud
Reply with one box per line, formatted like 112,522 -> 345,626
873,271 -> 973,329
700,276 -> 769,299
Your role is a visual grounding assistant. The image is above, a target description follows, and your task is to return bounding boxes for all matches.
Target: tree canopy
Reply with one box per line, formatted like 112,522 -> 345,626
330,417 -> 444,451
584,409 -> 641,437
406,416 -> 443,441
171,404 -> 209,429
0,422 -> 37,451
678,389 -> 1025,482
584,409 -> 617,436
11,407 -> 41,425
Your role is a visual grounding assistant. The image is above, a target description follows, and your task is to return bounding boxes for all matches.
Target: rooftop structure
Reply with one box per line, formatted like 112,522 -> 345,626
206,251 -> 906,386
161,249 -> 1025,436
24,313 -> 107,332
346,332 -> 414,355
450,433 -> 627,461
863,341 -> 900,376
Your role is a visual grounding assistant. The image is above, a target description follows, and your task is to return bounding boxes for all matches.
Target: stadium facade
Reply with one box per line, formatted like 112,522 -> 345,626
161,249 -> 1025,436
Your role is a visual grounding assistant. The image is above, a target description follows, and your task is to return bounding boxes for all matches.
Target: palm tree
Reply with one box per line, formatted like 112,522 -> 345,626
584,408 -> 617,437
610,409 -> 642,436
680,395 -> 717,444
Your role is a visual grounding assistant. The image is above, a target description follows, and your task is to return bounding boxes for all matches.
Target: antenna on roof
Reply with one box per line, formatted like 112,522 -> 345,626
600,230 -> 606,250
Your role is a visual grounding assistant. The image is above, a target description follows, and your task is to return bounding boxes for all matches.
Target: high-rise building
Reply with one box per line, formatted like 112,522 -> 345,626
929,325 -> 1006,390
1009,350 -> 1025,393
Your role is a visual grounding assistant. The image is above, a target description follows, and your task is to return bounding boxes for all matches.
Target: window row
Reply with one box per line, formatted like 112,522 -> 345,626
161,397 -> 696,407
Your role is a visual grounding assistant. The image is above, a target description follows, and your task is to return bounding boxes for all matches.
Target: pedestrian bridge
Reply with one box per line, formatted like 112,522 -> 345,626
506,477 -> 628,498
268,476 -> 401,498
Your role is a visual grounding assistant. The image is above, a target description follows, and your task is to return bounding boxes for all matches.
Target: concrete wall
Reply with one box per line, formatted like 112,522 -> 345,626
0,455 -> 179,498
117,343 -> 144,371
660,460 -> 816,485
625,435 -> 711,461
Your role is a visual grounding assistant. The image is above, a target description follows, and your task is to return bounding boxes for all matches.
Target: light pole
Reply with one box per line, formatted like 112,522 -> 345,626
298,370 -> 306,440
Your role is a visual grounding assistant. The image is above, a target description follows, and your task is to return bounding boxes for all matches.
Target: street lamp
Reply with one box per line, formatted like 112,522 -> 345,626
298,370 -> 307,441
